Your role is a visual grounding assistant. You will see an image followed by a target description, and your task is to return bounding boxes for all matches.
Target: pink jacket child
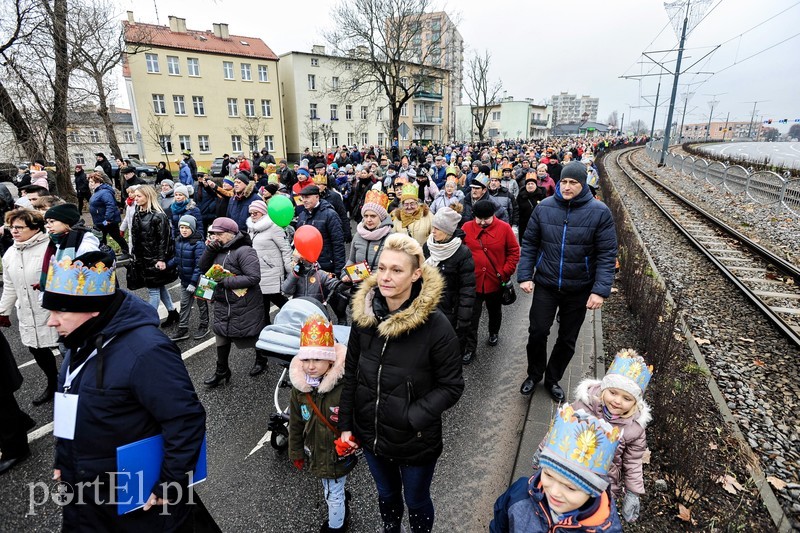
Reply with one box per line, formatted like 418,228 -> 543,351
537,348 -> 652,524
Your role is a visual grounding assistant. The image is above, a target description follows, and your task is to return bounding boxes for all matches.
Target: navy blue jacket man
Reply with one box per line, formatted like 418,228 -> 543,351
296,186 -> 346,274
517,161 -> 617,400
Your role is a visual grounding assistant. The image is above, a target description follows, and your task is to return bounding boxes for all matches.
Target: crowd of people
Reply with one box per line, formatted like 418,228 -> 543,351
0,134 -> 657,532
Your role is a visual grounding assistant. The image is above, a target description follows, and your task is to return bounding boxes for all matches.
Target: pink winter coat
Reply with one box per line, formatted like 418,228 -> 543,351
571,380 -> 650,496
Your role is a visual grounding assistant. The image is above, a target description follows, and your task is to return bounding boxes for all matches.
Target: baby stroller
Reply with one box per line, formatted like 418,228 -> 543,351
255,297 -> 351,451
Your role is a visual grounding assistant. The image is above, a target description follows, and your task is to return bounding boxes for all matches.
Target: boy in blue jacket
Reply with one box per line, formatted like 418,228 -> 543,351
491,404 -> 623,533
168,215 -> 209,341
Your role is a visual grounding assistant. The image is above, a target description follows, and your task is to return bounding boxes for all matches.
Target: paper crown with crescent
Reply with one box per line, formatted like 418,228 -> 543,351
41,253 -> 117,312
539,403 -> 622,496
364,189 -> 389,210
400,182 -> 419,201
298,314 -> 336,361
601,349 -> 653,398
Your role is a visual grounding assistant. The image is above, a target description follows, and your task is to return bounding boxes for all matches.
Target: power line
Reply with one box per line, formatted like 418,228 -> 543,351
719,1 -> 800,46
714,31 -> 800,74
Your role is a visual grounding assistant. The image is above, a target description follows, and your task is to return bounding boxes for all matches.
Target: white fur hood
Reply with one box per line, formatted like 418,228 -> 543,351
575,379 -> 652,429
288,343 -> 347,394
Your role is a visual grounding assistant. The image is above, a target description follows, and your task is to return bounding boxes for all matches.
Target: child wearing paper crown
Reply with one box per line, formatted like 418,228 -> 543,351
288,315 -> 356,532
491,404 -> 623,533
282,249 -> 342,312
534,348 -> 652,523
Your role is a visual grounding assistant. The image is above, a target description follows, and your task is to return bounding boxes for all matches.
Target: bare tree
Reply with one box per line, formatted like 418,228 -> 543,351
230,115 -> 270,154
145,114 -> 175,171
607,111 -> 619,128
629,119 -> 647,136
325,0 -> 446,144
463,50 -> 502,141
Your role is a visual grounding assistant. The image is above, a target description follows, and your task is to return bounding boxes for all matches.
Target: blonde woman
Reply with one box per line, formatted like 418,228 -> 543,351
130,186 -> 179,326
391,183 -> 433,246
338,233 -> 464,533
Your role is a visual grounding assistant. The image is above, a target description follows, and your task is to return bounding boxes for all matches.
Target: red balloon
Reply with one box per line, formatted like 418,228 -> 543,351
294,225 -> 323,263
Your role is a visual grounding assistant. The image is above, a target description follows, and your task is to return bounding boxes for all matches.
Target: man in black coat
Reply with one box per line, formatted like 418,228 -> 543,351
296,185 -> 346,274
94,152 -> 113,179
312,173 -> 351,243
0,329 -> 35,475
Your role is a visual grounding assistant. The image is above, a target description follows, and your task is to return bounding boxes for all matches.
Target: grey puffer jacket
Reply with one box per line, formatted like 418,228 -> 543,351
199,232 -> 266,339
247,215 -> 292,295
342,217 -> 394,277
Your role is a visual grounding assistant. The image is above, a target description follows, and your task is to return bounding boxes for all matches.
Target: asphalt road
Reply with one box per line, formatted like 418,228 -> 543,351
699,141 -> 800,168
0,273 -> 536,532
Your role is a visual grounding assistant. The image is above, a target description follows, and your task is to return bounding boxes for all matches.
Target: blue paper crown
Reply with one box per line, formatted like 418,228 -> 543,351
606,349 -> 653,393
542,404 -> 621,485
45,257 -> 116,297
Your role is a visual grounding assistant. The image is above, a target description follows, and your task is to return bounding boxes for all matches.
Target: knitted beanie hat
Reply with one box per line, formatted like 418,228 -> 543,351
249,200 -> 268,216
222,176 -> 235,188
560,161 -> 588,187
361,189 -> 390,221
173,184 -> 190,199
45,203 -> 81,226
178,214 -> 197,232
432,207 -> 461,236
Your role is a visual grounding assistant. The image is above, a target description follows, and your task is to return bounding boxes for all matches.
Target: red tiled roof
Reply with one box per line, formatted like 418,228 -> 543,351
123,21 -> 278,61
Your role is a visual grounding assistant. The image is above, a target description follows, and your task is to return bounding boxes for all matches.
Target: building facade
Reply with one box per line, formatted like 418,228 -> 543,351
551,92 -> 599,125
680,121 -> 761,141
123,13 -> 286,168
279,47 -> 450,160
67,107 -> 139,167
454,98 -> 551,141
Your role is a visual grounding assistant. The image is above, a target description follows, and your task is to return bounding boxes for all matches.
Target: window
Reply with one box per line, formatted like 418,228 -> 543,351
492,111 -> 501,120
145,53 -> 160,73
248,135 -> 259,152
311,58 -> 319,67
344,63 -> 352,70
89,130 -> 100,142
198,135 -> 210,152
261,99 -> 272,117
309,103 -> 318,119
179,135 -> 191,151
159,135 -> 173,153
331,76 -> 339,90
227,98 -> 238,117
331,132 -> 339,146
122,131 -> 134,143
345,105 -> 352,120
377,108 -> 383,120
264,135 -> 274,152
360,106 -> 368,120
347,132 -> 354,145
244,98 -> 255,117
152,94 -> 166,114
378,132 -> 385,146
401,103 -> 408,117
68,131 -> 80,142
231,135 -> 242,152
192,96 -> 205,116
308,74 -> 316,90
258,65 -> 269,82
330,104 -> 338,120
167,56 -> 180,75
223,61 -> 234,80
187,58 -> 200,76
241,63 -> 251,81
361,133 -> 368,146
311,132 -> 319,148
74,153 -> 85,165
173,95 -> 186,115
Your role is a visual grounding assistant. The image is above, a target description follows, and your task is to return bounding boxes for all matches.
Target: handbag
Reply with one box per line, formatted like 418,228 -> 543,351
478,235 -> 517,306
125,259 -> 145,290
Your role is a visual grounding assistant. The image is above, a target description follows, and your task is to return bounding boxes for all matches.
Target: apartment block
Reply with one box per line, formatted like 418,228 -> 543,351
551,92 -> 599,125
454,97 -> 552,141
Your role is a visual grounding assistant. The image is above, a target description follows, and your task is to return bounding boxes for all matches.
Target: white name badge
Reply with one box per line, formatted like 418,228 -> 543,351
53,393 -> 79,440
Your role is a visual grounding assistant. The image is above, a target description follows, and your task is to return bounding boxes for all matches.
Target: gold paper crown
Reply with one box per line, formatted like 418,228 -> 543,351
364,189 -> 389,209
300,314 -> 335,348
489,169 -> 501,179
400,182 -> 419,200
312,174 -> 327,185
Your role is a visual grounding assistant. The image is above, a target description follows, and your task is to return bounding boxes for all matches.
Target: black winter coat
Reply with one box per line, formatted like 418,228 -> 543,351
132,208 -> 178,288
167,232 -> 206,286
422,231 -> 476,331
296,200 -> 346,274
517,186 -> 546,240
321,188 -> 351,242
199,232 -> 266,339
74,170 -> 90,196
340,265 -> 464,465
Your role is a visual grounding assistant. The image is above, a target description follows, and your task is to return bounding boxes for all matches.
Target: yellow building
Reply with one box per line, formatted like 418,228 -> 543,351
123,13 -> 286,169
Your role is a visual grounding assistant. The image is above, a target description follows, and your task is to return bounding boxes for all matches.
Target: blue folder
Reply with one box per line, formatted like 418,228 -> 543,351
116,433 -> 207,514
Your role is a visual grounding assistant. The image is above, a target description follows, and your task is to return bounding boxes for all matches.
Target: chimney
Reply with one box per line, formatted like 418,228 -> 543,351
212,23 -> 229,39
126,11 -> 134,23
168,16 -> 186,33
311,45 -> 326,55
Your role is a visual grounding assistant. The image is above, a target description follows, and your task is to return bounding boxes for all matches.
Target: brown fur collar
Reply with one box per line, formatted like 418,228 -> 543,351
235,180 -> 256,199
351,263 -> 444,338
288,343 -> 347,394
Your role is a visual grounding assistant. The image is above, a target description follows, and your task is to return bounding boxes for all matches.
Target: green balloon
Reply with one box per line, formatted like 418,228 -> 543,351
267,195 -> 294,228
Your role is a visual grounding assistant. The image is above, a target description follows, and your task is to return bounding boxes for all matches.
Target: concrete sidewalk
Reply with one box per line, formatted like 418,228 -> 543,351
510,309 -> 604,483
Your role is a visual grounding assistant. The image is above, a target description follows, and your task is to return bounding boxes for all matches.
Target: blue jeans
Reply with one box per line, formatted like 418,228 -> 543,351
364,449 -> 437,532
322,476 -> 347,529
147,285 -> 174,312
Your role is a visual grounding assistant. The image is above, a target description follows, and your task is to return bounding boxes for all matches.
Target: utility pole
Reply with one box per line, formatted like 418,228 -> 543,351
620,112 -> 625,136
678,87 -> 693,143
659,0 -> 690,165
756,115 -> 763,141
650,72 -> 663,139
705,99 -> 718,142
722,111 -> 730,141
745,100 -> 768,139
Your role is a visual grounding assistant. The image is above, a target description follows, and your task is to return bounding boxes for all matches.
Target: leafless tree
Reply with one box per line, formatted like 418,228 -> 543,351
230,115 -> 270,154
325,0 -> 446,144
629,119 -> 647,136
607,111 -> 619,128
145,114 -> 175,171
463,50 -> 502,141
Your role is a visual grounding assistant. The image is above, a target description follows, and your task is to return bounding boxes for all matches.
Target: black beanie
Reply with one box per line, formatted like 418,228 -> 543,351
45,203 -> 81,226
479,164 -> 491,176
234,171 -> 250,185
560,161 -> 588,187
472,199 -> 496,219
265,183 -> 279,196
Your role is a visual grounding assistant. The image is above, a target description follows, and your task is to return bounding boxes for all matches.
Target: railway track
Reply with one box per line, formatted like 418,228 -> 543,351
614,148 -> 800,348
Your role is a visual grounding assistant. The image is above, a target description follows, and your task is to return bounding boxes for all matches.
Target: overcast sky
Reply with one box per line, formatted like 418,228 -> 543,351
119,0 -> 800,133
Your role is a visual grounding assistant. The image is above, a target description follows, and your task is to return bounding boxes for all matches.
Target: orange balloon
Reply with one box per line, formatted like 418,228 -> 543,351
294,225 -> 323,263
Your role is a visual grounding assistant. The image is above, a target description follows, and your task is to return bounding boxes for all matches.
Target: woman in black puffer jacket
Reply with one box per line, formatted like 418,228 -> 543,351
130,185 -> 178,325
339,233 -> 464,533
516,172 -> 546,241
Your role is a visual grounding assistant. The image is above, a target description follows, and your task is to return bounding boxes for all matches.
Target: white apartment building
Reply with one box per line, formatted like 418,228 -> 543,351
551,92 -> 599,125
454,98 -> 552,141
